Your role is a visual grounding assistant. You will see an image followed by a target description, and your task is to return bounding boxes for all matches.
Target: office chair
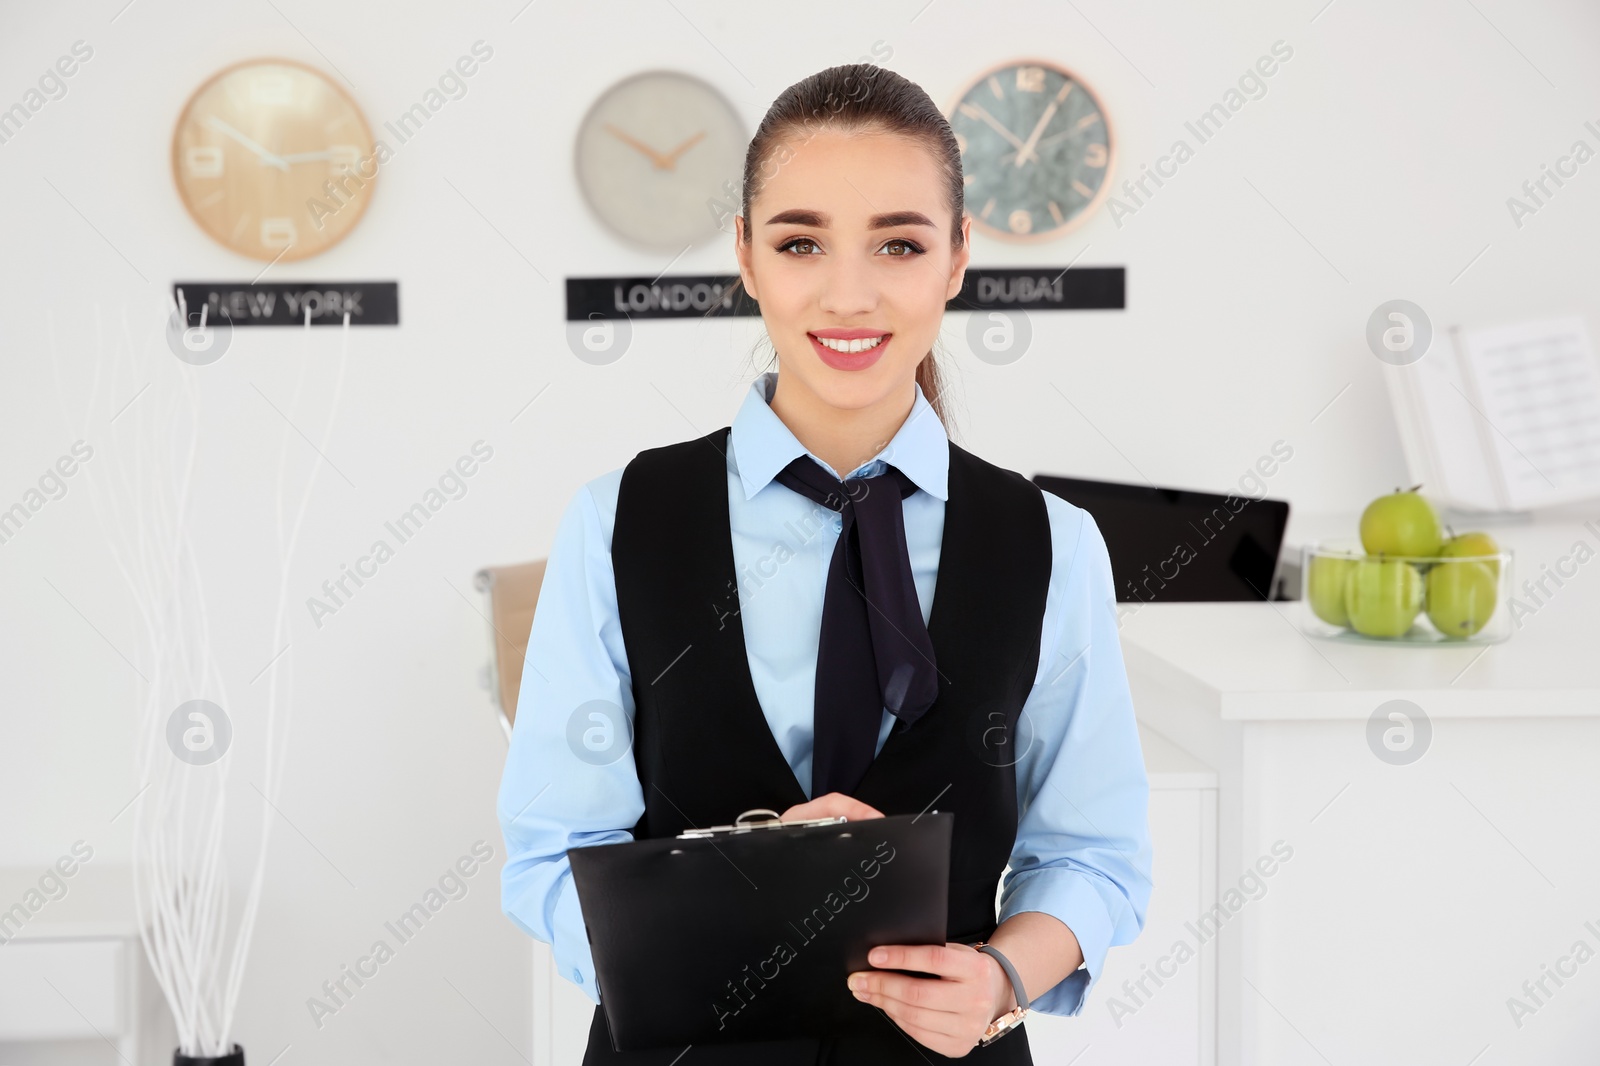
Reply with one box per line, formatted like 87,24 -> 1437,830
473,558 -> 547,739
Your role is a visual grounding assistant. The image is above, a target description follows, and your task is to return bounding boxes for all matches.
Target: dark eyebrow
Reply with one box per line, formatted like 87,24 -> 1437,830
763,209 -> 937,230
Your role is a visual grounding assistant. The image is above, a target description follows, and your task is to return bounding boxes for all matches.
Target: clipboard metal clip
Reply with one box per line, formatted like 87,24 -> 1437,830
676,807 -> 848,840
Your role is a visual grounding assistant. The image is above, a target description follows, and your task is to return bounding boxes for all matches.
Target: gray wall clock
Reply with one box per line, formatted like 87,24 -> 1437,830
574,70 -> 747,250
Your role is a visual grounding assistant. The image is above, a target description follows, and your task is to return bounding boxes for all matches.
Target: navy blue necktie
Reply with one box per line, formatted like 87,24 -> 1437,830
772,456 -> 940,797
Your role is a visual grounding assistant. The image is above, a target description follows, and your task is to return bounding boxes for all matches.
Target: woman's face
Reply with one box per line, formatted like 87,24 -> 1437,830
735,129 -> 971,415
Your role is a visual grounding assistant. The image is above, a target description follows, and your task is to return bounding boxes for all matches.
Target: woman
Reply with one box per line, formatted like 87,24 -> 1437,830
498,63 -> 1152,1064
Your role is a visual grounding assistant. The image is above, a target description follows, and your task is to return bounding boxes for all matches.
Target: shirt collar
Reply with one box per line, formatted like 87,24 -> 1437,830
729,370 -> 949,502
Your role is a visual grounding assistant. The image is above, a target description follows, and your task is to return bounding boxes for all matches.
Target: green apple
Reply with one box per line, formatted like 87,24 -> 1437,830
1307,555 -> 1355,626
1439,530 -> 1501,578
1344,557 -> 1424,637
1426,560 -> 1498,638
1359,488 -> 1443,557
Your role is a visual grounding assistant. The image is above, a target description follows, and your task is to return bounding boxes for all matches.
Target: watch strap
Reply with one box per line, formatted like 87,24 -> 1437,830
974,943 -> 1030,1011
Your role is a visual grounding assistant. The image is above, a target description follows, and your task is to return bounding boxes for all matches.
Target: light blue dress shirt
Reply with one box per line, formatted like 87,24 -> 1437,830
497,370 -> 1152,1017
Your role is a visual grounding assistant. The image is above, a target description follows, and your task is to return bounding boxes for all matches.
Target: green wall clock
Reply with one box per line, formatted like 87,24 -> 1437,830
947,58 -> 1114,241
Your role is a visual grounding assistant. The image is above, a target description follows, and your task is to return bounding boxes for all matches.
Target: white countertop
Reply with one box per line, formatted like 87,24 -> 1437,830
1116,508 -> 1600,720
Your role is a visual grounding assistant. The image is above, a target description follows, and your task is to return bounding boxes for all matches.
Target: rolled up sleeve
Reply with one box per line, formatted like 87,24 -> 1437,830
496,474 -> 642,1004
998,499 -> 1153,1017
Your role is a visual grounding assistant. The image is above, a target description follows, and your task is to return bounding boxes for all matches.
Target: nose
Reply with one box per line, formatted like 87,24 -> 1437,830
817,249 -> 879,319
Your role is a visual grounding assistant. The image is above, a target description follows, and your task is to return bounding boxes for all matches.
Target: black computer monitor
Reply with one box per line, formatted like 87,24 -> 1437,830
1032,475 -> 1291,603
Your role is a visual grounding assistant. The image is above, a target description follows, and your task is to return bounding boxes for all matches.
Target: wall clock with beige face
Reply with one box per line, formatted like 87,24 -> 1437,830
574,70 -> 747,250
172,58 -> 376,262
947,58 -> 1114,242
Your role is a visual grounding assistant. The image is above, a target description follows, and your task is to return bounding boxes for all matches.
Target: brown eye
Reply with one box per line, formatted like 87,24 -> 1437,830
881,238 -> 925,257
779,237 -> 819,255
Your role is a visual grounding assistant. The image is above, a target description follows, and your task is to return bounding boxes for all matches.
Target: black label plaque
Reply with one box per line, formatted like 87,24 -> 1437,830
949,267 -> 1124,312
566,275 -> 758,320
566,267 -> 1122,320
170,281 -> 400,326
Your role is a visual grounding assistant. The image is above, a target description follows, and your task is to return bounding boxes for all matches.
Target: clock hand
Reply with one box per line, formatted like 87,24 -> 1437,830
1014,83 -> 1073,168
1000,123 -> 1094,165
958,103 -> 1028,153
205,116 -> 289,170
277,149 -> 364,171
660,130 -> 706,168
602,123 -> 670,168
1037,126 -> 1087,148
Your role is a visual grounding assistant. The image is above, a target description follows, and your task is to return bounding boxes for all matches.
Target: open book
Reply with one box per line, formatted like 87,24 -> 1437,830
1383,314 -> 1600,513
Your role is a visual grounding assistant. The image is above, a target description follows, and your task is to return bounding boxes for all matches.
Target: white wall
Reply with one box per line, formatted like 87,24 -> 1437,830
1,0 -> 1597,1063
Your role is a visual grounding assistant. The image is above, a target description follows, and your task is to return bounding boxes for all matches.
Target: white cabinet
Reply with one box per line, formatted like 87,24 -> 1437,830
1025,724 -> 1217,1066
1114,510 -> 1600,1065
0,866 -> 171,1066
0,939 -> 126,1040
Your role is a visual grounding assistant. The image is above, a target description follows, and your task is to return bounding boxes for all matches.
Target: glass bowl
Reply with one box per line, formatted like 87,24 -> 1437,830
1298,539 -> 1515,645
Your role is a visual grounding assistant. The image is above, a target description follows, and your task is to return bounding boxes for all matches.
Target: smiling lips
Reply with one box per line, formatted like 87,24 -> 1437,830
809,328 -> 891,371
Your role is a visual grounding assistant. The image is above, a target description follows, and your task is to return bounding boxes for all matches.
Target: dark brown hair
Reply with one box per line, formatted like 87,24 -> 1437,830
724,63 -> 964,431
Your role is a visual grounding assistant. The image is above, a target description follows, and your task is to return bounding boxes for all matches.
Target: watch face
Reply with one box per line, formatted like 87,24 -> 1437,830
980,1007 -> 1029,1045
172,57 -> 376,262
574,69 -> 747,250
948,59 -> 1113,241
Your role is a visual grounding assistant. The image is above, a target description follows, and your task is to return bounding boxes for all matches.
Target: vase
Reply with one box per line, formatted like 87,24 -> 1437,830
174,1046 -> 244,1066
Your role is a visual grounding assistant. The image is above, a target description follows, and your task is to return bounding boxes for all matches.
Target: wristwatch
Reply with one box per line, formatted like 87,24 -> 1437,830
972,941 -> 1031,1046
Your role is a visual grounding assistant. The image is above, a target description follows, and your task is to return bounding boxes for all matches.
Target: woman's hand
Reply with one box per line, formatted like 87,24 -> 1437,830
847,943 -> 1015,1058
778,792 -> 883,821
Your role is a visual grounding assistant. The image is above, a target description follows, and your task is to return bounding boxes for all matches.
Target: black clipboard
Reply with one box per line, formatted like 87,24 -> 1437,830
567,808 -> 952,1051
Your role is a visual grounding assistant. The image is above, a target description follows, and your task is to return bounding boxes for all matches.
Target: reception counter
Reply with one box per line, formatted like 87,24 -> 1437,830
1116,508 -> 1600,1065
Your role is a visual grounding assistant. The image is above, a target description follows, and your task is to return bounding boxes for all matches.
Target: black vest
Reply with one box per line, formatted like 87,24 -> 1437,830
583,425 -> 1052,1066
